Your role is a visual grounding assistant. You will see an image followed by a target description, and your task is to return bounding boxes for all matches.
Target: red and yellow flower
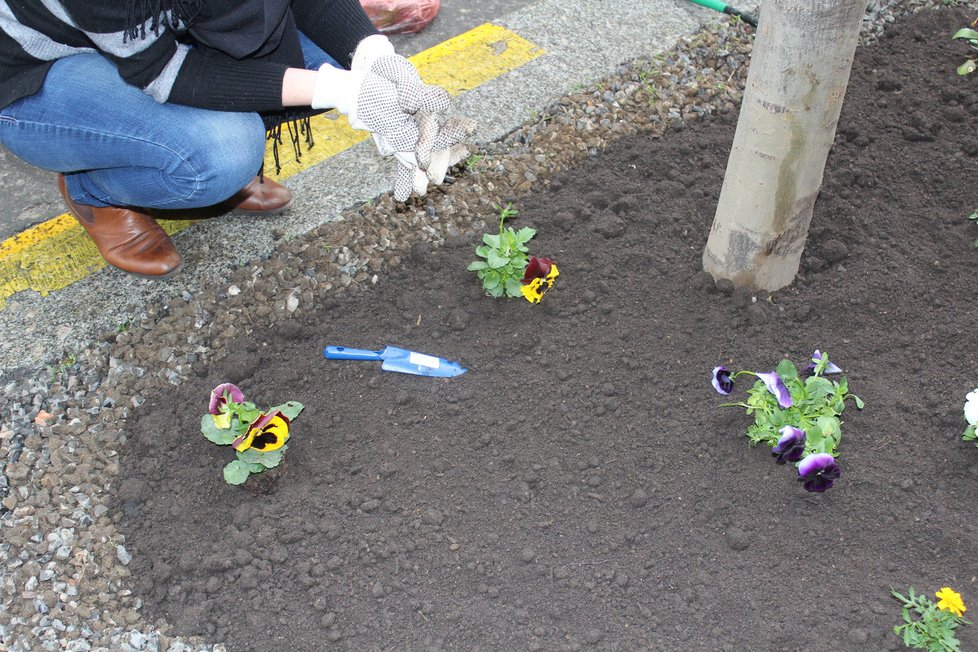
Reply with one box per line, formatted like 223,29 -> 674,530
520,256 -> 559,304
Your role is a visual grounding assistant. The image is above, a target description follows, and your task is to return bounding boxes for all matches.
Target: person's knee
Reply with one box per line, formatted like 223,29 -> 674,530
185,113 -> 267,204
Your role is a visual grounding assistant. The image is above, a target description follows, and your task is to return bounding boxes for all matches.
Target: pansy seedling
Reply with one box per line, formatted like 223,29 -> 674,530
711,351 -> 862,493
201,384 -> 303,485
468,203 -> 560,301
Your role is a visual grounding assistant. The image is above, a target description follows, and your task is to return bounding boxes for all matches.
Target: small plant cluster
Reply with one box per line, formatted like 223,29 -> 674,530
711,351 -> 863,492
892,586 -> 969,651
953,19 -> 978,75
467,202 -> 559,303
201,383 -> 304,485
961,379 -> 978,447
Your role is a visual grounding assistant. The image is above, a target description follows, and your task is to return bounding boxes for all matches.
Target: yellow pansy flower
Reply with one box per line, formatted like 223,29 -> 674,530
232,411 -> 290,452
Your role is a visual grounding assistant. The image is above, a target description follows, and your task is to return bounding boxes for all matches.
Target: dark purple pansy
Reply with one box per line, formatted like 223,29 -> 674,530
756,371 -> 793,408
521,256 -> 555,284
808,350 -> 843,375
797,453 -> 841,492
772,426 -> 806,464
209,383 -> 244,415
712,366 -> 734,395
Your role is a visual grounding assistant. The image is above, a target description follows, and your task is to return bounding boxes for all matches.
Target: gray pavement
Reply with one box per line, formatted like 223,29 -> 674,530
0,0 -> 725,376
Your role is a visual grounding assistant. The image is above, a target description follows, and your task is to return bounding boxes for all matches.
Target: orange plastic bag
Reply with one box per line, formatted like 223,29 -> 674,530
360,0 -> 440,34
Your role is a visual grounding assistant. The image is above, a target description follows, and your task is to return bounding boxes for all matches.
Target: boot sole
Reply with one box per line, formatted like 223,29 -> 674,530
111,259 -> 185,280
233,198 -> 294,216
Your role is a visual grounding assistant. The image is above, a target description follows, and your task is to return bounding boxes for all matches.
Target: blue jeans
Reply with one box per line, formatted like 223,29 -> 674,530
0,33 -> 338,209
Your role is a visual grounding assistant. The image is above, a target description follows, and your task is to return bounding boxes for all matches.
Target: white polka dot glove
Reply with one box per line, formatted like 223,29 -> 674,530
351,36 -> 478,201
372,112 -> 476,201
351,35 -> 450,115
312,65 -> 421,154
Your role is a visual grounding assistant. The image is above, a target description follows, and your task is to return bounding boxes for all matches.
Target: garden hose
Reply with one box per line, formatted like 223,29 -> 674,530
687,0 -> 758,27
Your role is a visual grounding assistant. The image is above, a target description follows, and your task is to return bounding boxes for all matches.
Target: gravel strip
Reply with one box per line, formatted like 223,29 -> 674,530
0,2 -> 971,649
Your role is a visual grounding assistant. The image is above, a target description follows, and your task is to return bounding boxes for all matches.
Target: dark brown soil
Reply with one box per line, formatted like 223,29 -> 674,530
117,8 -> 978,651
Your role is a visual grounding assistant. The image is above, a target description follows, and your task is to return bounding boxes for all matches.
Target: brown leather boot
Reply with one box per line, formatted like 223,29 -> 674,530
225,176 -> 293,214
57,175 -> 183,278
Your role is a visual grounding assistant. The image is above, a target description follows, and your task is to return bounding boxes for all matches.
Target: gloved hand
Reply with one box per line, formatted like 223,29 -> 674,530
375,112 -> 478,201
351,35 -> 449,115
312,64 -> 419,153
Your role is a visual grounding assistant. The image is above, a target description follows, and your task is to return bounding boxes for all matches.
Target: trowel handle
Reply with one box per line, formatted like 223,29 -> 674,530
324,346 -> 382,361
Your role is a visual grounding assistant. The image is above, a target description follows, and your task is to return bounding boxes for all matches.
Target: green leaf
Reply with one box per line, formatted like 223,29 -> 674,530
776,359 -> 799,381
482,233 -> 501,248
223,460 -> 253,485
239,447 -> 284,469
201,413 -> 237,446
487,251 -> 510,269
270,401 -> 303,420
467,260 -> 489,271
504,278 -> 523,297
483,272 -> 500,290
486,284 -> 504,298
804,376 -> 835,402
514,227 -> 537,243
957,60 -> 977,75
952,28 -> 978,42
853,395 -> 865,409
475,244 -> 491,258
234,404 -> 262,426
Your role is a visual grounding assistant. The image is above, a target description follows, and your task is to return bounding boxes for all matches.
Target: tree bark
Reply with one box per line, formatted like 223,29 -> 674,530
702,0 -> 865,291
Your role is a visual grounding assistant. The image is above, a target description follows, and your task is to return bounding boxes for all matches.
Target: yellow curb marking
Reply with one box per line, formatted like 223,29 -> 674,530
263,23 -> 543,180
0,23 -> 544,311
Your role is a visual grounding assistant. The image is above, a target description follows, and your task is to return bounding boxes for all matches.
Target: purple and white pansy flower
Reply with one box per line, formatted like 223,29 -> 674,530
712,366 -> 734,395
755,371 -> 793,408
808,350 -> 843,375
797,453 -> 841,493
771,426 -> 806,465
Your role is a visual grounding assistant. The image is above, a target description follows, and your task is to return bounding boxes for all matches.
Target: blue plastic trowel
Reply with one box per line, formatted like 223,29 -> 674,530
323,345 -> 467,378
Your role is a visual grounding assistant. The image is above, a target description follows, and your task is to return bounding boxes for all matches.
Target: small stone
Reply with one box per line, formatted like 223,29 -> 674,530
422,508 -> 444,526
117,545 -> 133,565
725,528 -> 750,551
129,631 -> 148,648
520,548 -> 537,563
627,488 -> 649,508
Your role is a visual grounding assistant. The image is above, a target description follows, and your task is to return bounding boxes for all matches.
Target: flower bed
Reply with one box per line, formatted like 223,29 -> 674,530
114,7 -> 978,651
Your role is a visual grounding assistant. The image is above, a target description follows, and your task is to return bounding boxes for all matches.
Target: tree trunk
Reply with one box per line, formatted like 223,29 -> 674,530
702,0 -> 864,291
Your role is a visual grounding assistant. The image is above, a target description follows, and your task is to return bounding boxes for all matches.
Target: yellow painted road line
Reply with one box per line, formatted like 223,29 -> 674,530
263,23 -> 544,179
0,23 -> 544,311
